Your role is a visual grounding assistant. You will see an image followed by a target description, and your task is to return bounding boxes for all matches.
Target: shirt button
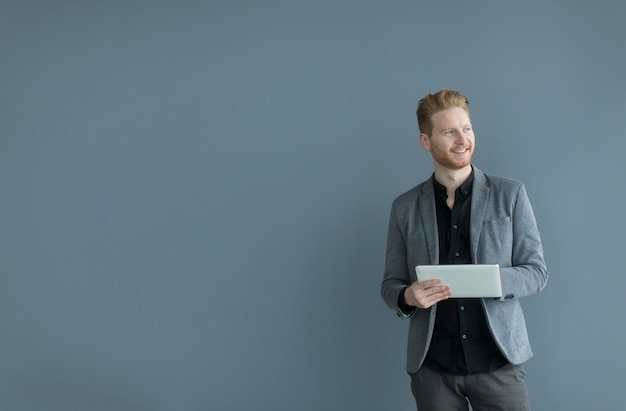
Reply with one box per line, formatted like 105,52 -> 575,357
455,252 -> 460,257
460,306 -> 465,311
462,334 -> 467,340
453,224 -> 458,229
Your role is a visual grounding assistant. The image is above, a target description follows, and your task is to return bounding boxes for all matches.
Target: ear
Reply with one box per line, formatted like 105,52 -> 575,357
419,133 -> 431,152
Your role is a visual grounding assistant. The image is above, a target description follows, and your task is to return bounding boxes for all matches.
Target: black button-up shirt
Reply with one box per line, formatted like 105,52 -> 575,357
423,169 -> 508,375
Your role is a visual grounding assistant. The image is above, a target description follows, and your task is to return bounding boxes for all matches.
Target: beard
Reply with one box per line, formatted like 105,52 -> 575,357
431,146 -> 474,170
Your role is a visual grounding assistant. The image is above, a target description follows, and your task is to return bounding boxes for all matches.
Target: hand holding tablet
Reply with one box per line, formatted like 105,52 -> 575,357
415,264 -> 503,298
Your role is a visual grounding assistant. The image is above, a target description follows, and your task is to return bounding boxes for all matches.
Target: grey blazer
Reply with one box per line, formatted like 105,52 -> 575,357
381,166 -> 548,374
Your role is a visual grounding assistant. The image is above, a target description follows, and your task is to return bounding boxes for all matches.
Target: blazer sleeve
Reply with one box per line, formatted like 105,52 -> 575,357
498,183 -> 548,300
381,199 -> 416,317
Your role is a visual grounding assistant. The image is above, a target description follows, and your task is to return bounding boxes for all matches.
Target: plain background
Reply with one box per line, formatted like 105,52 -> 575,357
1,1 -> 625,410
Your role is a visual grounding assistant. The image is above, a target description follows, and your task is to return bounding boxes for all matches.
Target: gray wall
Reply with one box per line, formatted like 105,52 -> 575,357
1,1 -> 625,410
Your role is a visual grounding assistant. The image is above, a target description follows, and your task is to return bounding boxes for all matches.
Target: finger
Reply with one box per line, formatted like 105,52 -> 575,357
414,286 -> 447,307
416,291 -> 448,309
413,278 -> 442,291
420,284 -> 451,296
422,278 -> 442,288
424,287 -> 451,304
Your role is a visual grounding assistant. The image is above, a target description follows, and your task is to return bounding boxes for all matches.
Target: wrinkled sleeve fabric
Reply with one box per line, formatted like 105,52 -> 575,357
496,183 -> 548,301
381,198 -> 416,318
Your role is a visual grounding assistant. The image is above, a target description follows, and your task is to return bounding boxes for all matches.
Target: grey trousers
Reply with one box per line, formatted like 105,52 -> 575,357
410,363 -> 530,411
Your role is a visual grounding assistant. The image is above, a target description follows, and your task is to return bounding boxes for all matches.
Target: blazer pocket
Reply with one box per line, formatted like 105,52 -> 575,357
479,216 -> 513,263
483,216 -> 511,224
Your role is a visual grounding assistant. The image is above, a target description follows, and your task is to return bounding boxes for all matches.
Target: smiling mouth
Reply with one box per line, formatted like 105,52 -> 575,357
452,148 -> 470,154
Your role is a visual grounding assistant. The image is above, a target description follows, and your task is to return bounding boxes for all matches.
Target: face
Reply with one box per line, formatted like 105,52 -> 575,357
420,107 -> 475,171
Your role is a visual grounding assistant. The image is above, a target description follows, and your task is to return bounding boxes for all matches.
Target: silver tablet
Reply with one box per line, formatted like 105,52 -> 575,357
414,264 -> 502,298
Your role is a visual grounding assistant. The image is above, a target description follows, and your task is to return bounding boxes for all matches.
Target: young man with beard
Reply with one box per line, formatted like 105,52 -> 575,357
381,89 -> 548,410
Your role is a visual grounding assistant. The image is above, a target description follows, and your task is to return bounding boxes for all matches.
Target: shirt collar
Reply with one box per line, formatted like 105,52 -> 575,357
432,167 -> 475,199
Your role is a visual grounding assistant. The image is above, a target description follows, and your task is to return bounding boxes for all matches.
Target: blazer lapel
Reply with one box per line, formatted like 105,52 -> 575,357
470,167 -> 490,262
418,176 -> 439,264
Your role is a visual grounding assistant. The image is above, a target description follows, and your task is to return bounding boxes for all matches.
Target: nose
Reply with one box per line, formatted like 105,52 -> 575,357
454,130 -> 467,144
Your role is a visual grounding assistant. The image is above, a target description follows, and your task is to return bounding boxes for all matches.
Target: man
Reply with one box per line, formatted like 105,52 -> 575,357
380,89 -> 548,410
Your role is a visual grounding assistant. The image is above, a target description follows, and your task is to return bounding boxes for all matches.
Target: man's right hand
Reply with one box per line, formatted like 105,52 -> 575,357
403,279 -> 452,309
